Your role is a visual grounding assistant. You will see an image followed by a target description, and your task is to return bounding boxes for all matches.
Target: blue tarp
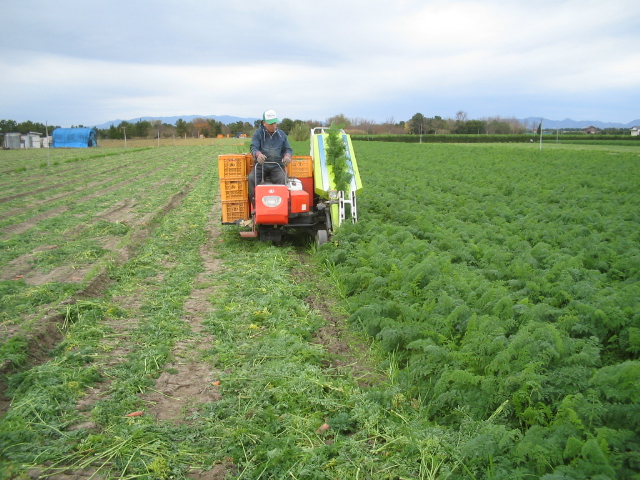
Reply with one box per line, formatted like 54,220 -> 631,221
52,127 -> 98,148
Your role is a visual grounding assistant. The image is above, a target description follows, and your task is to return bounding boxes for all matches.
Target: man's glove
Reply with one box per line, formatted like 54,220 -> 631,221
283,154 -> 292,166
255,152 -> 267,164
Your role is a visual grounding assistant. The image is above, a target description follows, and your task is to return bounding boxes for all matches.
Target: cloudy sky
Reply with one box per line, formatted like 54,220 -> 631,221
2,0 -> 639,127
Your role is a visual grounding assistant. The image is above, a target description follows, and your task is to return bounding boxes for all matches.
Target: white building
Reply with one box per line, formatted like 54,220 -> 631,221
3,133 -> 21,149
22,132 -> 42,148
3,132 -> 44,149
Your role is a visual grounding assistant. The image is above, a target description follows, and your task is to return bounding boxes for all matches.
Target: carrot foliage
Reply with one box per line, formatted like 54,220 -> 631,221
320,142 -> 640,479
325,124 -> 353,192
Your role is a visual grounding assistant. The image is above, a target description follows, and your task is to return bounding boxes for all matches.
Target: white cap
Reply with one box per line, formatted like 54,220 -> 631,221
262,110 -> 279,124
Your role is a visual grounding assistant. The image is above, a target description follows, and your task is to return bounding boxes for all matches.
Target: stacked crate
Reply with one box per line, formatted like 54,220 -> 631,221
286,156 -> 313,177
287,156 -> 314,207
219,154 -> 249,223
245,152 -> 254,173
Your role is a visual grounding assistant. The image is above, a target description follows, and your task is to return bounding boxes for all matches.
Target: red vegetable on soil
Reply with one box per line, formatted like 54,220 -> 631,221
316,423 -> 330,433
124,410 -> 144,417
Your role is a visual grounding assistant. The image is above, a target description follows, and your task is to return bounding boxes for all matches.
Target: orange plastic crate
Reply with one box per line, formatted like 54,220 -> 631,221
245,153 -> 254,172
221,200 -> 250,223
287,156 -> 313,177
218,155 -> 246,178
220,179 -> 248,201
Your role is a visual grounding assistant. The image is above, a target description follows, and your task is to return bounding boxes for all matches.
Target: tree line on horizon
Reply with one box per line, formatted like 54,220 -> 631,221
0,120 -> 61,138
1,113 -> 632,143
94,112 -> 533,140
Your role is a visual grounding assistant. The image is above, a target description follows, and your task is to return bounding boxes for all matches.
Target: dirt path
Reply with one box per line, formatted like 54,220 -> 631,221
142,212 -> 224,424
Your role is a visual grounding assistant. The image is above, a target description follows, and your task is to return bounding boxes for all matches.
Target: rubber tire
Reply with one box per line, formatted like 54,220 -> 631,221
316,229 -> 328,246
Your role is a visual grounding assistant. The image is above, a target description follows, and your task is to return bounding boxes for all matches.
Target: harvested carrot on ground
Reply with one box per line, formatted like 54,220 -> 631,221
316,423 -> 330,433
124,411 -> 144,417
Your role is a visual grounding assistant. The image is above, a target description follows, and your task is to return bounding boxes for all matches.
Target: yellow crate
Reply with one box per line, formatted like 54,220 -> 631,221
221,200 -> 250,223
245,153 -> 254,172
218,155 -> 246,179
287,156 -> 313,177
220,179 -> 248,201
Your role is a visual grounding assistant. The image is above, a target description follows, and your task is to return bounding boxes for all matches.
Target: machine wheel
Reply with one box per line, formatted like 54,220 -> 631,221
259,228 -> 282,244
316,229 -> 328,246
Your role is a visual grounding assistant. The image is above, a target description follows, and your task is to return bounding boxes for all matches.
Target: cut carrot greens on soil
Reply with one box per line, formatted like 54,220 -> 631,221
1,139 -> 638,479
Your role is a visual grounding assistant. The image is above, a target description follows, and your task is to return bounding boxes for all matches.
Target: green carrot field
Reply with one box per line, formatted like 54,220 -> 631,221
0,141 -> 638,479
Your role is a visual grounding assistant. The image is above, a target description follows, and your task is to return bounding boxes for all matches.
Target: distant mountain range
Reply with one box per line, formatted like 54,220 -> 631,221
93,114 -> 258,129
92,115 -> 640,130
521,117 -> 640,129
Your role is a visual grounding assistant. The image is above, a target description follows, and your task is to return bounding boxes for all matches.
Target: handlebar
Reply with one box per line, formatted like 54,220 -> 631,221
254,160 -> 288,183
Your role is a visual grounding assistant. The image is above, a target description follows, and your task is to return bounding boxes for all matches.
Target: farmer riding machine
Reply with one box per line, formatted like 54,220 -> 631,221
219,127 -> 362,244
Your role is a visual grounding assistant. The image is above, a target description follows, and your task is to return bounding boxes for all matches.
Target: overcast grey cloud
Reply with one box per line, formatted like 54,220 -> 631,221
2,0 -> 639,127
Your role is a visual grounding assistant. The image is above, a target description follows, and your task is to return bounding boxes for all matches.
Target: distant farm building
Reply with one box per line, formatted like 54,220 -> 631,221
52,127 -> 98,148
3,132 -> 42,149
23,132 -> 42,148
3,133 -> 21,149
583,126 -> 600,134
631,126 -> 640,136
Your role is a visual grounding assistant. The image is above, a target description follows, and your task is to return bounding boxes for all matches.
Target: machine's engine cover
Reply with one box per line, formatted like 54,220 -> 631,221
255,185 -> 289,224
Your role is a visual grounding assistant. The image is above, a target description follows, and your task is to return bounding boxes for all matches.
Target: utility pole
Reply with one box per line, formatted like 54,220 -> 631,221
539,119 -> 543,151
122,127 -> 127,148
45,121 -> 50,167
